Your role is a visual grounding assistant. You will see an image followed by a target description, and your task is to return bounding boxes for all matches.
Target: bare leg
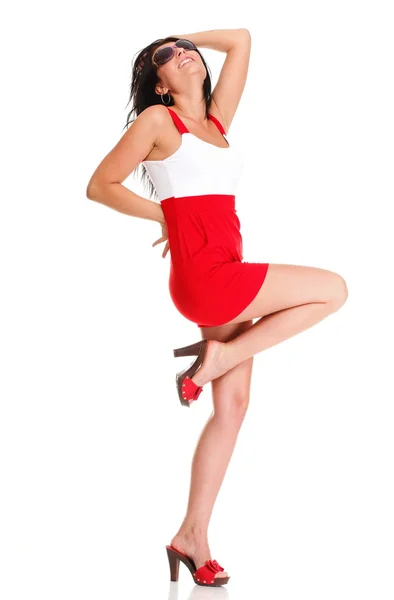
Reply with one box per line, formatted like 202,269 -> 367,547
170,320 -> 255,581
169,264 -> 348,581
190,263 -> 349,387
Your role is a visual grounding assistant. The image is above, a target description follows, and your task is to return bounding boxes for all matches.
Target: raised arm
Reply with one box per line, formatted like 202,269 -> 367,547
170,28 -> 252,132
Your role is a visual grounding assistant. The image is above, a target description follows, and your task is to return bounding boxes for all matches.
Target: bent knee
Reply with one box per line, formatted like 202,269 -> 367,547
328,273 -> 348,310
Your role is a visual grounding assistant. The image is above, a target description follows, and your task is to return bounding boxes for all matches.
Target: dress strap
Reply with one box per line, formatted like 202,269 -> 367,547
166,107 -> 189,134
207,113 -> 226,135
166,107 -> 227,136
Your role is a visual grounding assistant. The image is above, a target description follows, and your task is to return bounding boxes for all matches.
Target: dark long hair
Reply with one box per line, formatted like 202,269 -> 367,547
123,37 -> 213,203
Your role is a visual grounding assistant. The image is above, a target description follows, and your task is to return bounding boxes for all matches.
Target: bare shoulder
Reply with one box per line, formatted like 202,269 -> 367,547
86,105 -> 171,189
138,104 -> 180,161
138,104 -> 169,127
135,104 -> 173,142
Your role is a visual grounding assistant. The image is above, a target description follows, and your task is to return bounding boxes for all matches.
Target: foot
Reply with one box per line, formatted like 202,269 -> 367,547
190,340 -> 231,388
170,531 -> 229,582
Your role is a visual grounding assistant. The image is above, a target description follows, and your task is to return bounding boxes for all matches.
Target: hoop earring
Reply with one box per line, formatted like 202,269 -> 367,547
160,91 -> 171,105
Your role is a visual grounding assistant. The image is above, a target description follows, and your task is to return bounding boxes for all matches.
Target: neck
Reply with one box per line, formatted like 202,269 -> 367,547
170,79 -> 207,122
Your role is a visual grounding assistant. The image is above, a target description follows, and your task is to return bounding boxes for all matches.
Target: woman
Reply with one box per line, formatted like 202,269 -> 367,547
86,29 -> 348,587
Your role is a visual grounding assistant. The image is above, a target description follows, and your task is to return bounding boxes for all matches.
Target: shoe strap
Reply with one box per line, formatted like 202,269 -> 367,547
194,559 -> 225,583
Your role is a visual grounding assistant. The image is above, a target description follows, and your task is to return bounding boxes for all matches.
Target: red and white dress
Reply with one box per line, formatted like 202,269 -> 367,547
142,106 -> 270,328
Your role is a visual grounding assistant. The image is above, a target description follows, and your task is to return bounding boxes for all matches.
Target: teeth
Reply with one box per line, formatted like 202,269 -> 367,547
179,58 -> 193,68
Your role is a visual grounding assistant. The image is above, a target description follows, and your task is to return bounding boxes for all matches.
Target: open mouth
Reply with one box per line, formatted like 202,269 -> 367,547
178,57 -> 194,69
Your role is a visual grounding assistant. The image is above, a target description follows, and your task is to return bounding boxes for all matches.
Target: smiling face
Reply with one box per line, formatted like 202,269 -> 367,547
152,41 -> 206,96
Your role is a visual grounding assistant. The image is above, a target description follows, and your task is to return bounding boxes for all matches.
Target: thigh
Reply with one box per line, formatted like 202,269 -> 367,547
200,319 -> 254,416
224,263 -> 347,324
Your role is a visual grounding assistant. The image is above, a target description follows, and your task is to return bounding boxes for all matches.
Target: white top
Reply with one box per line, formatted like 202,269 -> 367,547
142,107 -> 245,202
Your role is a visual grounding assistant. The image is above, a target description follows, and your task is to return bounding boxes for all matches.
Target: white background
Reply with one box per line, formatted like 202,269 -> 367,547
1,1 -> 393,599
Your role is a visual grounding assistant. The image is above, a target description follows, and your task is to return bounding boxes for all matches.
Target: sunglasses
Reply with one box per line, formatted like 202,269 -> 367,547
153,39 -> 198,67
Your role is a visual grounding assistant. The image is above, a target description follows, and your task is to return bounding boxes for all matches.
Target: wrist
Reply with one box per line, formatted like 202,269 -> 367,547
157,206 -> 166,225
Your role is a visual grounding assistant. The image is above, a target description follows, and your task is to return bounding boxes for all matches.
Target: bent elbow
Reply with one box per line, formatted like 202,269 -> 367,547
86,182 -> 99,200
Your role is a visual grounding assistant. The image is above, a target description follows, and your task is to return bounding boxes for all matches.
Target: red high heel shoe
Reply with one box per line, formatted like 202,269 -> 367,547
173,339 -> 208,407
165,544 -> 230,586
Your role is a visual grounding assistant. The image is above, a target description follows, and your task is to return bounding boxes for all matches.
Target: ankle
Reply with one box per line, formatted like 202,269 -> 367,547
176,523 -> 208,542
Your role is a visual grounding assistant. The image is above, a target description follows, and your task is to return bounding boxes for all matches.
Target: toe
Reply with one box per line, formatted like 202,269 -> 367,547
215,571 -> 229,579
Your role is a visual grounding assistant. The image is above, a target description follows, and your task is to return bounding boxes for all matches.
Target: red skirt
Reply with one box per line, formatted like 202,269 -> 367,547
160,194 -> 269,328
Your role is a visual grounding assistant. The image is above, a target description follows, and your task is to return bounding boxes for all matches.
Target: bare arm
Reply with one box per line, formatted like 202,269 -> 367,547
170,28 -> 251,131
86,105 -> 166,224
